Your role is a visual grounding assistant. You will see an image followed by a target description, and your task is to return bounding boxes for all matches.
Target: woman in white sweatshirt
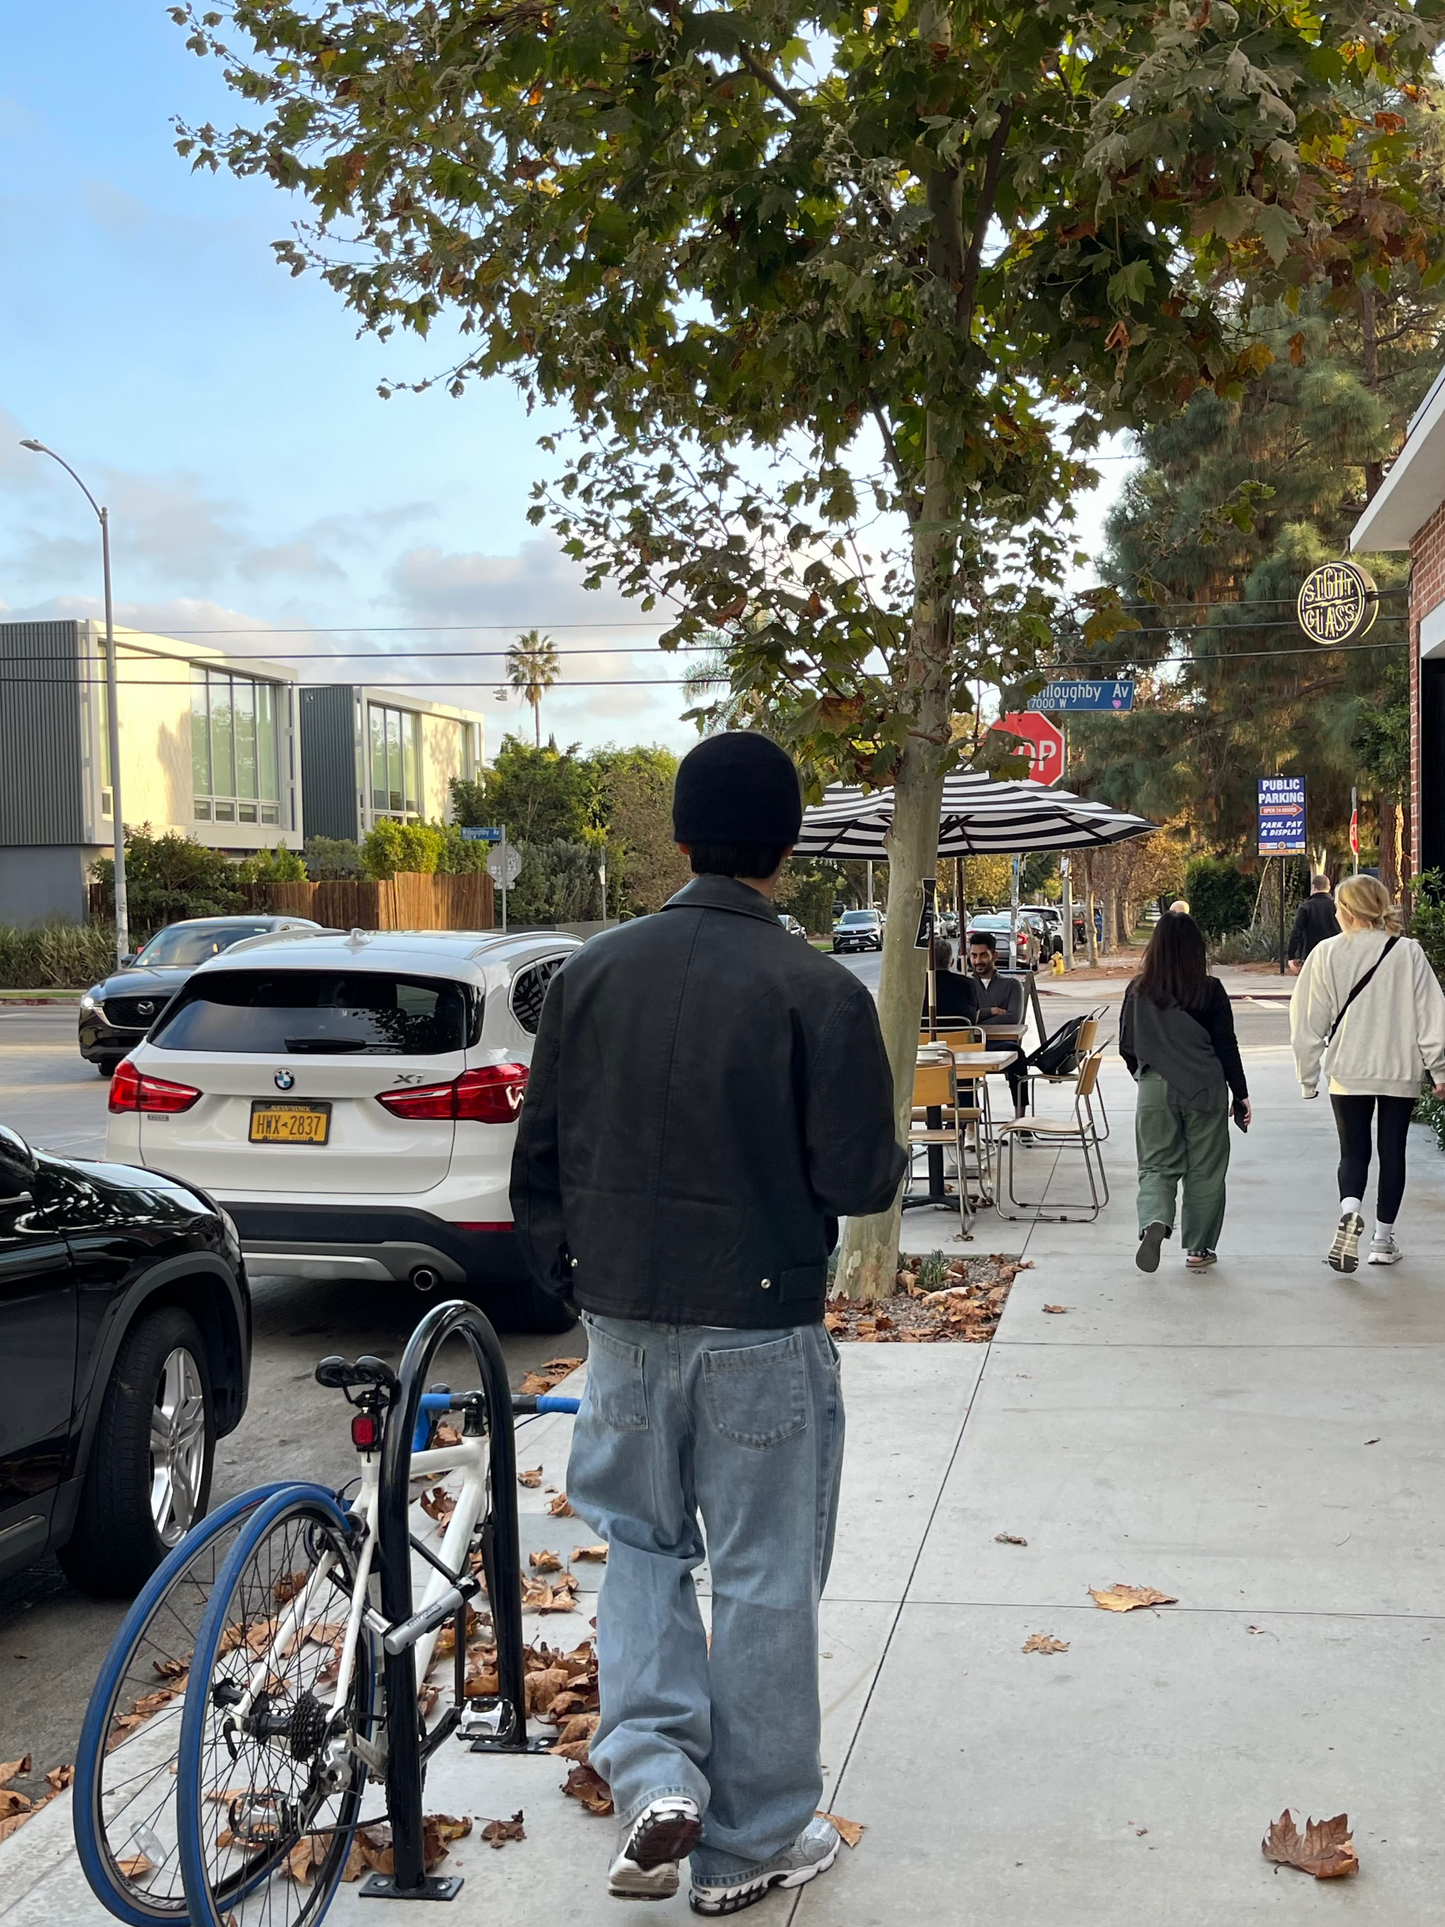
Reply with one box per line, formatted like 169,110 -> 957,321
1291,875 -> 1445,1271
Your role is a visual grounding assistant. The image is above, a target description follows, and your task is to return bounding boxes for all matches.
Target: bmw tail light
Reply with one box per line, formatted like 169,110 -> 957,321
376,1063 -> 528,1124
109,1060 -> 202,1115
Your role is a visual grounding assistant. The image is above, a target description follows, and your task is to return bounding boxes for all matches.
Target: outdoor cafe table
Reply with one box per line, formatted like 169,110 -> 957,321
908,1046 -> 1022,1211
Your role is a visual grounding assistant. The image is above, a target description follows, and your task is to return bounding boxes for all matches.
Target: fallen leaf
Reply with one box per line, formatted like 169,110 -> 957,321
283,1837 -> 331,1885
1262,1810 -> 1358,1879
519,1468 -> 543,1488
152,1656 -> 190,1679
356,1825 -> 395,1875
543,1356 -> 584,1373
0,1759 -> 31,1789
1022,1633 -> 1070,1655
0,1811 -> 34,1845
526,1665 -> 573,1714
433,1421 -> 463,1447
529,1550 -> 562,1573
1042,1304 -> 1068,1315
340,1839 -> 370,1882
116,1853 -> 155,1881
547,1493 -> 575,1518
817,1812 -> 865,1849
519,1359 -> 583,1398
273,1570 -> 310,1606
481,1812 -> 526,1848
45,1766 -> 73,1794
1089,1584 -> 1178,1613
420,1485 -> 457,1526
572,1544 -> 608,1562
1365,1437 -> 1381,1446
561,1762 -> 613,1817
995,1533 -> 1028,1546
553,1713 -> 599,1747
0,1790 -> 32,1818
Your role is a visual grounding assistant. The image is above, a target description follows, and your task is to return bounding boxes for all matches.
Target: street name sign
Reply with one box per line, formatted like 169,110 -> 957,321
993,711 -> 1066,785
460,826 -> 504,843
1258,776 -> 1307,856
1297,561 -> 1378,644
1027,679 -> 1135,713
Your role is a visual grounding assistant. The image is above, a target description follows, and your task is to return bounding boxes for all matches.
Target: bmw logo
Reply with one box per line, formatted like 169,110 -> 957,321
274,1070 -> 295,1091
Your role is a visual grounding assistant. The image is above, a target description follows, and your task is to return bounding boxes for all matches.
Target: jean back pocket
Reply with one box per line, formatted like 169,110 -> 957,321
702,1331 -> 808,1449
582,1317 -> 648,1431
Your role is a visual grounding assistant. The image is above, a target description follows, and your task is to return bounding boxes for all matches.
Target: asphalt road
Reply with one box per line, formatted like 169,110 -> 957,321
0,1003 -> 582,1797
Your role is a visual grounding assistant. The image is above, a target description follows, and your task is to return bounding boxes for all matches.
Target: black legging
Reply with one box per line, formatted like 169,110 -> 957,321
1331,1094 -> 1415,1223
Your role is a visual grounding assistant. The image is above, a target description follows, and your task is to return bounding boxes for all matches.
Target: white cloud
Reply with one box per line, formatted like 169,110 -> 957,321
238,540 -> 347,582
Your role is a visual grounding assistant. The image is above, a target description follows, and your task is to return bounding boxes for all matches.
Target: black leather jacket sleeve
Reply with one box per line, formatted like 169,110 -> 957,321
805,983 -> 908,1218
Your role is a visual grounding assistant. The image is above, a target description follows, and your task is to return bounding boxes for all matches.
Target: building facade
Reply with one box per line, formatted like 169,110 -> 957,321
298,685 -> 485,843
0,619 -> 302,926
1351,367 -> 1445,877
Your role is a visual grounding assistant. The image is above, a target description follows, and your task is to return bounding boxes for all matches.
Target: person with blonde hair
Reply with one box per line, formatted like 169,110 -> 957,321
1291,875 -> 1445,1270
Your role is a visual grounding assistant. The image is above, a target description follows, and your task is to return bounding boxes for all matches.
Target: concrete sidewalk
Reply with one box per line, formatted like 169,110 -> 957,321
4,1042 -> 1444,1923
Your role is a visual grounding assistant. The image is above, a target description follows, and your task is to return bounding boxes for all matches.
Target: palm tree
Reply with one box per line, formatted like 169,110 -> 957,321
507,629 -> 560,746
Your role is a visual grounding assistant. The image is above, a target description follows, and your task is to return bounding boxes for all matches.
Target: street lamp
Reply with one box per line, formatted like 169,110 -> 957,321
20,440 -> 129,963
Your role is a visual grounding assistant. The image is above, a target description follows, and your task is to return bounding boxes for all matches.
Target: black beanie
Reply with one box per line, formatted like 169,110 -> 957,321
672,732 -> 803,845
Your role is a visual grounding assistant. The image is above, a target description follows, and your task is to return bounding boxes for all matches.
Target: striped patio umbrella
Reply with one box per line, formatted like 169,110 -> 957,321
793,769 -> 1156,858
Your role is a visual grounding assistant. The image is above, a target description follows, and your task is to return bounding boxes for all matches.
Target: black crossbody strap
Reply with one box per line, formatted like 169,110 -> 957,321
1325,936 -> 1400,1047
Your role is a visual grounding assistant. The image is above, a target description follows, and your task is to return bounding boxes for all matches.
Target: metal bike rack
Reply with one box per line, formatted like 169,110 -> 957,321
361,1299 -> 549,1904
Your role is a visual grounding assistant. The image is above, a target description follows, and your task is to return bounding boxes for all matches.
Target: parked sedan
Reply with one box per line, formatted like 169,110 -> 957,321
777,913 -> 809,939
832,909 -> 885,953
0,1124 -> 250,1596
79,915 -> 322,1075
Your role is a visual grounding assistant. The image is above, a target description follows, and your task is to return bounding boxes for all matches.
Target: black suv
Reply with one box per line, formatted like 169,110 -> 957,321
0,1125 -> 250,1597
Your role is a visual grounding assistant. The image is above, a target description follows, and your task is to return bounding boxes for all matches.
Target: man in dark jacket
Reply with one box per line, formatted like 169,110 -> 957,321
1287,874 -> 1341,973
511,732 -> 904,1915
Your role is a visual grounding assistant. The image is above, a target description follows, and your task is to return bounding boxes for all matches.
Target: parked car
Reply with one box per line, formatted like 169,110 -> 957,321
104,928 -> 582,1334
0,1123 -> 250,1596
79,915 -> 323,1076
777,913 -> 809,939
832,908 -> 885,953
938,909 -> 960,940
965,912 -> 1039,971
1020,905 -> 1066,958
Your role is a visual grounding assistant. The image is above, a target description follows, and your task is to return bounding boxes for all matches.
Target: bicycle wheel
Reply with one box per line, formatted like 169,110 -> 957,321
73,1482 -> 306,1925
176,1486 -> 375,1927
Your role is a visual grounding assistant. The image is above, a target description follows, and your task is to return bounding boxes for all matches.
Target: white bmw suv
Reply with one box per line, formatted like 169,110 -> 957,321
104,926 -> 580,1331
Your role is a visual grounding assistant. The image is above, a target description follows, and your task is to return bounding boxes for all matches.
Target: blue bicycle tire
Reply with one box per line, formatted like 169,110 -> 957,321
176,1485 -> 372,1927
72,1482 -> 308,1926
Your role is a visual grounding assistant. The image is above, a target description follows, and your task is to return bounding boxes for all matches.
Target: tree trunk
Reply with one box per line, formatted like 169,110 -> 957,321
1361,282 -> 1384,504
836,417 -> 953,1301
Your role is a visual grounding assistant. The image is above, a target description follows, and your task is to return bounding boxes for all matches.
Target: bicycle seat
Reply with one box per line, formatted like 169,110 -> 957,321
314,1355 -> 399,1392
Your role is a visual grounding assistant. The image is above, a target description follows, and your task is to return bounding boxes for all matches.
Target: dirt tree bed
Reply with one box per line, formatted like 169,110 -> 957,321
825,1251 -> 1030,1343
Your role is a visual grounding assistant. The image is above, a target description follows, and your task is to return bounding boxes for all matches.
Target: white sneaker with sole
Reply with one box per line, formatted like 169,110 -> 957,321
1327,1211 -> 1365,1273
1367,1235 -> 1402,1266
609,1796 -> 703,1901
690,1817 -> 841,1916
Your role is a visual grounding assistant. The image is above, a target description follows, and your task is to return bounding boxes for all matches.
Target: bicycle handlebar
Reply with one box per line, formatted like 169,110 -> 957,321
410,1389 -> 581,1451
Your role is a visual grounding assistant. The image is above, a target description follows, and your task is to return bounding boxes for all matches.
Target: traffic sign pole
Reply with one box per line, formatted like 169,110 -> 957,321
501,829 -> 508,934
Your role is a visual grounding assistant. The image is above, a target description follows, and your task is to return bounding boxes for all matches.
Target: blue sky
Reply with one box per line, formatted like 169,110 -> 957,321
1,4 -> 1127,758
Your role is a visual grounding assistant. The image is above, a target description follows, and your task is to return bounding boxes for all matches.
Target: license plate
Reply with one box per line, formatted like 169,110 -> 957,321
249,1102 -> 332,1145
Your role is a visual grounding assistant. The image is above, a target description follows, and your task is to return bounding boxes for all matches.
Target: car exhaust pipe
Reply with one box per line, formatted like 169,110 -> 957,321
410,1266 -> 441,1293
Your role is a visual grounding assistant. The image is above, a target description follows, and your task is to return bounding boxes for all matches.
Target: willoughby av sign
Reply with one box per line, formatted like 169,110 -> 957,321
1026,680 -> 1135,713
1297,561 -> 1378,644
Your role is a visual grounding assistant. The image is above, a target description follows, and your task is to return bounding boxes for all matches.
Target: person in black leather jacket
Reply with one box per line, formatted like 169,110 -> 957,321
511,731 -> 904,1911
1287,874 -> 1341,973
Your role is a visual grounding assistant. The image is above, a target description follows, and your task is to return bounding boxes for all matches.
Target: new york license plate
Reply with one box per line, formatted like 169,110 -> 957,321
249,1101 -> 331,1145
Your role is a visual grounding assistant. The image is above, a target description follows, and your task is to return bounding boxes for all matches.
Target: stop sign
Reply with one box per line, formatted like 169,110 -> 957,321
992,712 -> 1066,785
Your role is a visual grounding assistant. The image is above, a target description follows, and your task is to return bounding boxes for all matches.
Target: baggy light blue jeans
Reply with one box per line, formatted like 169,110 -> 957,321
566,1313 -> 845,1879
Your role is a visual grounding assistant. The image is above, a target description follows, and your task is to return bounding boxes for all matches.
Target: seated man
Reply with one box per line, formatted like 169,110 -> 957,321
921,936 -> 977,1023
960,930 -> 1028,1118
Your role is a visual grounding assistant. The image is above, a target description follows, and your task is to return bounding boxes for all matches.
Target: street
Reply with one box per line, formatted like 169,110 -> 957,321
0,1004 -> 579,1790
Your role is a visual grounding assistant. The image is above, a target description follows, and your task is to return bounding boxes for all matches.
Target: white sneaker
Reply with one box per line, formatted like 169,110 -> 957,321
609,1796 -> 703,1900
690,1817 -> 841,1915
1367,1235 -> 1402,1266
1327,1211 -> 1364,1273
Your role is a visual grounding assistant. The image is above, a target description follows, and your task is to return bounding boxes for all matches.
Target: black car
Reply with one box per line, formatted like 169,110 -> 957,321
0,1124 -> 250,1596
79,915 -> 321,1075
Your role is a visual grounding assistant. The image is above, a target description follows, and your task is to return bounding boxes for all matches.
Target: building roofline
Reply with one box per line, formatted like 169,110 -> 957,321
1352,358 -> 1445,552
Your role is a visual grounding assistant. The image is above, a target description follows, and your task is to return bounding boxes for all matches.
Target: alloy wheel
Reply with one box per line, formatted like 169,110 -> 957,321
150,1349 -> 208,1545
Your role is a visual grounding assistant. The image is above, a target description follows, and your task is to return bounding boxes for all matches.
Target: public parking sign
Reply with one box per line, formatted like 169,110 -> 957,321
992,712 -> 1066,785
1258,776 -> 1307,855
1027,679 -> 1135,713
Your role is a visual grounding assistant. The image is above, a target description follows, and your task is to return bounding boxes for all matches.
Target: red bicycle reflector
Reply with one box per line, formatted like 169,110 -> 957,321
376,1062 -> 528,1123
109,1060 -> 202,1115
350,1413 -> 380,1451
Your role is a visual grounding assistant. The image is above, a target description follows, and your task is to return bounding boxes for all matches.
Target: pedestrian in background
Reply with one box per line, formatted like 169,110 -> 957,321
1290,874 -> 1445,1271
512,731 -> 905,1914
1287,872 -> 1340,974
922,934 -> 975,1023
1120,911 -> 1250,1272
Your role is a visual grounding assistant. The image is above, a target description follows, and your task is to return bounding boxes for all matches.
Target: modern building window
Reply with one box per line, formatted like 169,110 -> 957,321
368,703 -> 423,820
191,667 -> 283,825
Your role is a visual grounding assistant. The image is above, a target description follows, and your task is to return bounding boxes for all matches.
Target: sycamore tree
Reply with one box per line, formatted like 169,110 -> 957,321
175,0 -> 1445,1294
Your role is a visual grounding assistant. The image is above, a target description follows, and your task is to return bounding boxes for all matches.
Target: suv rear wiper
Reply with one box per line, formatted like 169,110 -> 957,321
283,1036 -> 372,1054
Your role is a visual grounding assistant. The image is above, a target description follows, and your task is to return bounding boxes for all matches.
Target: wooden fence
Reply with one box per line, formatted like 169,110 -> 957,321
239,872 -> 496,931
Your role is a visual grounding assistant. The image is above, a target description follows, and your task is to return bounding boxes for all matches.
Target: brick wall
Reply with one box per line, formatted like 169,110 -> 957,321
1408,500 -> 1445,873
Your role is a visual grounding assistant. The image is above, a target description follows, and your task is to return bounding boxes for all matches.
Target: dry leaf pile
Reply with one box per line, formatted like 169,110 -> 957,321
518,1357 -> 584,1398
0,1755 -> 79,1845
825,1254 -> 1030,1344
1262,1810 -> 1358,1879
562,1762 -> 614,1816
1088,1584 -> 1179,1613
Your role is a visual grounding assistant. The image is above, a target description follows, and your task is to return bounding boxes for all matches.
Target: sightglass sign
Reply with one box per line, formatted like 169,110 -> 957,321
1297,562 -> 1378,645
1258,776 -> 1307,856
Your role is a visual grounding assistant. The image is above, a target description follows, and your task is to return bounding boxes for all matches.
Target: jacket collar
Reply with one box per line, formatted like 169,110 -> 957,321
662,874 -> 785,926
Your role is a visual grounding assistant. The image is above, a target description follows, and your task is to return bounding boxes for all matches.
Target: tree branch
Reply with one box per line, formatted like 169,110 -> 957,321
733,45 -> 804,114
956,103 -> 1014,335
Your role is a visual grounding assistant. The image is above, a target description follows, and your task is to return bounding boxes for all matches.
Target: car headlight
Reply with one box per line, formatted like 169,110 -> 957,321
80,994 -> 97,1012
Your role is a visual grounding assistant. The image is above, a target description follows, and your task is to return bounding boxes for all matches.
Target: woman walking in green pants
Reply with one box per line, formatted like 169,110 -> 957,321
1119,912 -> 1250,1272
